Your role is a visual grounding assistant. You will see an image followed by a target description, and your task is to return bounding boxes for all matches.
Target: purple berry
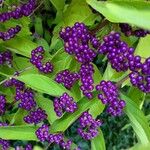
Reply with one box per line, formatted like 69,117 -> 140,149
0,50 -> 13,66
17,88 -> 36,111
98,31 -> 136,72
30,46 -> 53,73
96,80 -> 126,116
24,107 -> 47,124
0,122 -> 10,150
77,112 -> 102,140
0,25 -> 21,41
60,22 -> 100,63
53,93 -> 77,117
79,63 -> 94,99
0,95 -> 6,115
55,69 -> 80,89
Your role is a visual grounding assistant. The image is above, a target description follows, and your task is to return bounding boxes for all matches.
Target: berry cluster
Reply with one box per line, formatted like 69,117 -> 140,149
55,69 -> 80,89
98,31 -> 136,72
15,88 -> 36,111
36,124 -> 72,150
0,50 -> 13,66
96,80 -> 126,116
119,23 -> 150,37
59,22 -> 100,63
0,95 -> 6,115
53,92 -> 77,117
24,107 -> 47,124
77,112 -> 102,140
36,124 -> 51,142
4,78 -> 24,90
25,144 -> 33,150
98,31 -> 150,93
0,25 -> 21,41
0,122 -> 10,150
129,57 -> 150,93
79,63 -> 94,99
0,0 -> 3,4
0,0 -> 36,22
30,46 -> 53,73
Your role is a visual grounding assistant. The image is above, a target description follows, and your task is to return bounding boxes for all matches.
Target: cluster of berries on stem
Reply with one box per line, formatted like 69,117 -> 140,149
24,107 -> 47,124
0,25 -> 21,41
55,69 -> 80,90
0,0 -> 36,22
98,31 -> 135,72
119,23 -> 150,37
79,63 -> 94,99
59,22 -> 100,64
96,80 -> 126,116
77,111 -> 102,140
15,88 -> 36,111
30,46 -> 53,73
0,50 -> 13,66
0,95 -> 6,115
53,92 -> 77,117
129,57 -> 150,93
36,124 -> 73,150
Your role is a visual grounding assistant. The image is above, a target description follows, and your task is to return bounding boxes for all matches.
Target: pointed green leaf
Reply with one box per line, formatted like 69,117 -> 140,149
17,74 -> 73,97
86,0 -> 150,30
2,37 -> 37,57
91,129 -> 106,150
36,94 -> 58,124
135,35 -> 150,58
0,126 -> 38,141
121,93 -> 150,144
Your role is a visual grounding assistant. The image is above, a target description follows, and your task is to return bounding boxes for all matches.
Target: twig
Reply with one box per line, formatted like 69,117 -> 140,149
29,1 -> 44,16
0,66 -> 33,85
116,74 -> 129,88
7,100 -> 17,110
90,19 -> 109,35
18,66 -> 33,74
45,143 -> 52,150
0,79 -> 8,85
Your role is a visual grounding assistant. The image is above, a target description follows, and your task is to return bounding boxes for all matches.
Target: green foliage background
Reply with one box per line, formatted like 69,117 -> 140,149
0,0 -> 150,150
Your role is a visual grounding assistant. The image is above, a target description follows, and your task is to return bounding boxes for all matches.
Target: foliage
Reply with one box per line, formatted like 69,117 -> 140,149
0,0 -> 150,150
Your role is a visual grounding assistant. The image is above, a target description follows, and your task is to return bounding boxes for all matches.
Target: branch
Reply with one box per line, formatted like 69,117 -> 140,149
90,19 -> 109,35
116,74 -> 129,88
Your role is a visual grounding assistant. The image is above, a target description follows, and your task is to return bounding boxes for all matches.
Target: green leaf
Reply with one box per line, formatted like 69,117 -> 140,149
50,48 -> 75,76
91,129 -> 106,150
93,64 -> 102,85
63,0 -> 98,26
135,35 -> 150,58
0,126 -> 38,141
36,38 -> 50,52
49,0 -> 65,23
103,63 -> 129,85
86,0 -> 150,30
120,93 -> 150,144
128,87 -> 145,108
10,109 -> 28,125
129,142 -> 150,150
34,17 -> 43,36
70,82 -> 82,101
17,74 -> 72,97
36,94 -> 58,124
2,37 -> 37,57
0,17 -> 31,37
89,100 -> 104,118
50,92 -> 102,133
33,146 -> 43,150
